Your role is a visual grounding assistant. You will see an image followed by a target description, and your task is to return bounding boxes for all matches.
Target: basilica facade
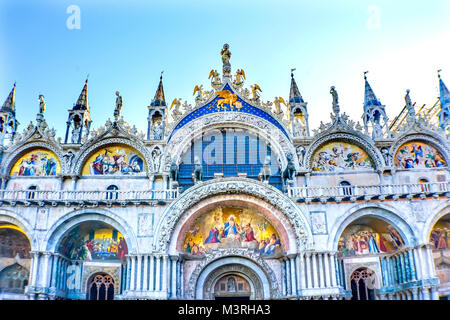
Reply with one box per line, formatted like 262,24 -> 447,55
0,45 -> 449,300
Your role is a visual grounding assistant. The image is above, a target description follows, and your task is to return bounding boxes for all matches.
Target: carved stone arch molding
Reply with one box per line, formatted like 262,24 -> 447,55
162,112 -> 299,172
328,203 -> 418,252
388,133 -> 450,168
43,208 -> 138,253
0,209 -> 35,250
303,132 -> 384,172
188,249 -> 279,300
72,137 -> 153,176
1,141 -> 64,176
153,178 -> 313,253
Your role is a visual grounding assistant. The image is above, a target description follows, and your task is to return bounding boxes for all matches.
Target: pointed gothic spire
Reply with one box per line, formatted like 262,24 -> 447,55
363,71 -> 382,111
1,82 -> 16,115
150,72 -> 167,107
73,76 -> 89,111
438,71 -> 450,107
289,70 -> 304,104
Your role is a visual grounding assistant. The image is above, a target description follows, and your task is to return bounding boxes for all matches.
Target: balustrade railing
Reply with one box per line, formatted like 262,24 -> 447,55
0,189 -> 179,202
286,182 -> 449,199
0,181 -> 447,203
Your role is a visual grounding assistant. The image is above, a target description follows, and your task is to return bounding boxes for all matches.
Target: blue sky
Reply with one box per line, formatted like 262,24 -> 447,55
1,0 -> 450,137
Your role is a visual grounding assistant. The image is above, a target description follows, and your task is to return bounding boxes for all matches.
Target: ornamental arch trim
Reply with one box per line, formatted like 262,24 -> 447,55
388,133 -> 450,168
43,208 -> 138,254
303,133 -> 384,172
162,112 -> 299,172
1,141 -> 64,176
153,178 -> 313,252
328,203 -> 418,252
72,138 -> 153,176
0,209 -> 35,250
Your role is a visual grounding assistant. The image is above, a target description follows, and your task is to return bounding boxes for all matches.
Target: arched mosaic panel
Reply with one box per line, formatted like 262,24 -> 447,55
311,141 -> 374,172
10,148 -> 61,177
394,141 -> 446,169
81,144 -> 146,175
58,221 -> 128,261
430,213 -> 449,250
182,207 -> 282,257
338,218 -> 405,256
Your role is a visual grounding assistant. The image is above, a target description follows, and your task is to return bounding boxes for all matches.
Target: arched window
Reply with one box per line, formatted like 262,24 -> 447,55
339,180 -> 353,196
106,185 -> 119,200
26,185 -> 38,200
0,264 -> 29,294
88,273 -> 114,300
350,268 -> 376,300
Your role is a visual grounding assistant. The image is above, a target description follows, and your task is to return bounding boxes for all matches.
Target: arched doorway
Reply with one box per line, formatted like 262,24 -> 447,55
350,268 -> 376,300
0,224 -> 31,296
88,273 -> 114,300
214,274 -> 251,300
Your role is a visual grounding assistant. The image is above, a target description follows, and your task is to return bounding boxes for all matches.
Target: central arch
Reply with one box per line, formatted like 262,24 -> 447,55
153,178 -> 313,253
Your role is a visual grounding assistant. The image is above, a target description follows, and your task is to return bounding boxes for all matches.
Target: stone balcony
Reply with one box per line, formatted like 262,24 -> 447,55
0,181 -> 448,207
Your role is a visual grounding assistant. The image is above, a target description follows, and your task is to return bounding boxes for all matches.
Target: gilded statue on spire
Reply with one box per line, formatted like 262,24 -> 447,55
114,91 -> 123,121
221,43 -> 232,77
330,86 -> 340,115
233,69 -> 245,88
38,94 -> 46,114
209,69 -> 222,90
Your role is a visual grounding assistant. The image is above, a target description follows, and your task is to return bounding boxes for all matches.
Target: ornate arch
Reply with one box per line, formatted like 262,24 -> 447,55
389,133 -> 450,168
422,203 -> 450,244
153,178 -> 313,252
0,209 -> 35,250
43,208 -> 138,253
188,249 -> 279,299
304,132 -> 384,172
1,141 -> 64,176
328,203 -> 418,251
72,137 -> 152,176
162,112 -> 299,172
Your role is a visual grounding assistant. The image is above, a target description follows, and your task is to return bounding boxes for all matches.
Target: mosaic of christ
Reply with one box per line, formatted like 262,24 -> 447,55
183,207 -> 282,257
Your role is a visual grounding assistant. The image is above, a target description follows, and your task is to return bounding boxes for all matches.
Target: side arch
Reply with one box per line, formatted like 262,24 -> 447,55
43,208 -> 138,254
422,203 -> 450,244
0,209 -> 35,251
328,203 -> 418,251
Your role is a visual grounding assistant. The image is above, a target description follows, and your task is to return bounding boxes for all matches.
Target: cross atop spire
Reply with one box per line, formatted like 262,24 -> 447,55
289,70 -> 304,104
151,71 -> 167,107
73,76 -> 89,111
1,82 -> 16,115
363,71 -> 382,111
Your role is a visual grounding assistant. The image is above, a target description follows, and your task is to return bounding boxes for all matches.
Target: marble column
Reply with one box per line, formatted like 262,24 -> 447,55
143,255 -> 149,291
285,258 -> 292,295
318,253 -> 325,288
155,255 -> 161,291
40,252 -> 52,289
290,257 -> 297,296
130,255 -> 136,291
305,253 -> 312,289
329,253 -> 337,287
412,248 -> 423,280
171,257 -> 177,299
149,255 -> 155,291
312,253 -> 319,289
162,255 -> 168,294
136,255 -> 142,291
296,254 -> 305,290
425,245 -> 436,277
408,250 -> 417,281
323,253 -> 331,287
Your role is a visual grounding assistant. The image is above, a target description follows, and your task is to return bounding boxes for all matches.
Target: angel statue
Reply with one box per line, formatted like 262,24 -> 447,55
209,69 -> 222,89
330,86 -> 340,114
250,84 -> 262,103
193,85 -> 205,106
221,43 -> 231,76
273,97 -> 286,118
170,98 -> 183,121
233,69 -> 246,88
114,91 -> 123,120
405,89 -> 415,118
38,94 -> 46,114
